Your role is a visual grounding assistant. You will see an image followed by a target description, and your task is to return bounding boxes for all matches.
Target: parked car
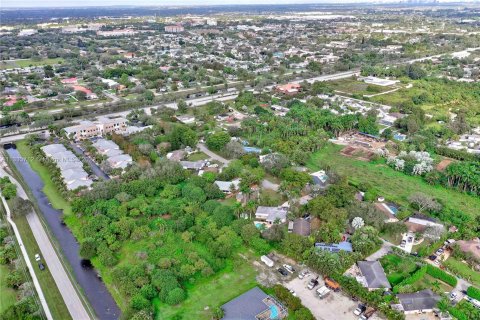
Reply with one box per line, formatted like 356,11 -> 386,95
289,289 -> 296,297
434,259 -> 441,266
450,292 -> 458,300
278,267 -> 288,276
436,248 -> 444,255
407,236 -> 413,243
354,304 -> 366,316
428,255 -> 437,261
283,264 -> 295,273
307,277 -> 319,290
38,262 -> 45,271
298,270 -> 309,279
34,254 -> 41,261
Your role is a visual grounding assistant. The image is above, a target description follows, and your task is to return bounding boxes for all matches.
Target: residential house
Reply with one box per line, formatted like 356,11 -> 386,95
222,287 -> 287,320
315,241 -> 353,253
275,83 -> 301,95
310,170 -> 329,188
289,218 -> 311,236
106,154 -> 133,170
255,206 -> 288,225
180,160 -> 206,171
357,261 -> 391,291
406,214 -> 444,233
395,289 -> 440,314
214,179 -> 240,193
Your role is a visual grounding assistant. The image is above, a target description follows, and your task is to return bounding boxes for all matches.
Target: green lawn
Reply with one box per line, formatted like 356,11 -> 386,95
186,152 -> 209,161
154,251 -> 258,320
13,215 -> 72,320
0,264 -> 17,313
307,144 -> 480,218
0,58 -> 63,70
444,257 -> 480,288
328,78 -> 396,96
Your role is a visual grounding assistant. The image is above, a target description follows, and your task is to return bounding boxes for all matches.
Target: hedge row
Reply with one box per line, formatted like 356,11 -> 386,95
426,265 -> 457,287
467,286 -> 480,301
435,146 -> 480,162
392,265 -> 427,293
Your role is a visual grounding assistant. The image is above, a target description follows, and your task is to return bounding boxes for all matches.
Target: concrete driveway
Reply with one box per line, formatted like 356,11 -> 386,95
285,276 -> 358,320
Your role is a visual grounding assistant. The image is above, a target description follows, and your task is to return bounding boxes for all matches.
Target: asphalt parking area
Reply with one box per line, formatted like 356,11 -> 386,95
285,275 -> 358,320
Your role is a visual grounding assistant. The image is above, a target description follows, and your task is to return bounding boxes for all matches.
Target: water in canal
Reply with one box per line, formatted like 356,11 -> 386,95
5,147 -> 120,320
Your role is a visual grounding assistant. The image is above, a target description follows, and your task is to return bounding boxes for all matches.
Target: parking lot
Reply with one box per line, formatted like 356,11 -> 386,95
285,275 -> 358,320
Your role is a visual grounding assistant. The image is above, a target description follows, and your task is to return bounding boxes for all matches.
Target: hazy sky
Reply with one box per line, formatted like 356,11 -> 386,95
0,0 -> 383,8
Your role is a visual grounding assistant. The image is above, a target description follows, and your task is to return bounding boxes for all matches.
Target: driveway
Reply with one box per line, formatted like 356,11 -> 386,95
69,142 -> 110,180
366,239 -> 394,261
285,276 -> 357,320
197,143 -> 230,165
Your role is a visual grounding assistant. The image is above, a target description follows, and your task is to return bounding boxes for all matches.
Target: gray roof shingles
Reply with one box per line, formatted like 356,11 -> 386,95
358,261 -> 391,289
397,289 -> 440,312
222,287 -> 269,320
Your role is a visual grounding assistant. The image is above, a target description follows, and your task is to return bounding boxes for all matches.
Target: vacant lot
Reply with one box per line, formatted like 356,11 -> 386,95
328,77 -> 397,97
0,58 -> 63,70
307,144 -> 480,218
154,251 -> 258,320
285,276 -> 357,320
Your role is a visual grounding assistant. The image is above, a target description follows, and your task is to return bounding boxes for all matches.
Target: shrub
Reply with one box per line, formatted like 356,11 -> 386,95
467,286 -> 480,300
426,264 -> 457,287
393,265 -> 427,293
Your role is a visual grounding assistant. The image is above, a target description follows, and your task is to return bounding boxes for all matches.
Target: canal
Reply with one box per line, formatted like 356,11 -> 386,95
5,147 -> 120,320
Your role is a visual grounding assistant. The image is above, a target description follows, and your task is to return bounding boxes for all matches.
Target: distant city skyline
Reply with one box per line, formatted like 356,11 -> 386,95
2,0 -> 476,9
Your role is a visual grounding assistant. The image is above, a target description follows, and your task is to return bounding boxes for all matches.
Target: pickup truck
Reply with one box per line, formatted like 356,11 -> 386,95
307,277 -> 319,290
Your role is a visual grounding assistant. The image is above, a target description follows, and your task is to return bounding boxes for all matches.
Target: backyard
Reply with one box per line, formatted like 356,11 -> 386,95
307,144 -> 480,218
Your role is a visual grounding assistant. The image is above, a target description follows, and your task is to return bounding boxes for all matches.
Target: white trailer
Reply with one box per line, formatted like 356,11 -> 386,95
261,255 -> 274,267
316,285 -> 331,299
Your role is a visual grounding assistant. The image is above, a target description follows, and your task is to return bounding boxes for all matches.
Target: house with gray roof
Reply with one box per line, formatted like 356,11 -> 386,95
357,261 -> 391,290
222,287 -> 287,320
396,289 -> 440,314
315,241 -> 353,253
214,179 -> 240,193
255,206 -> 288,225
180,160 -> 206,171
106,154 -> 133,169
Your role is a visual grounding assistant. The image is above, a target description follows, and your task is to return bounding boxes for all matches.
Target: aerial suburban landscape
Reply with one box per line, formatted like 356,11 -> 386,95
0,1 -> 480,320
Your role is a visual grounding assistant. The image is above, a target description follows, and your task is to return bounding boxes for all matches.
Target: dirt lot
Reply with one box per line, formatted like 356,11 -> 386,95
285,275 -> 358,320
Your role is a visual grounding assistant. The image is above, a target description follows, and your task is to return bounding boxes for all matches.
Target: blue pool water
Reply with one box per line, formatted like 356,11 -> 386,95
270,305 -> 278,319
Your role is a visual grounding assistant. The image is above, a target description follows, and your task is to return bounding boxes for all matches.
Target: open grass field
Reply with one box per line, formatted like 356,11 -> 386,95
0,264 -> 17,313
0,58 -> 64,70
154,250 -> 258,320
307,144 -> 480,218
328,77 -> 398,96
444,257 -> 480,288
13,215 -> 72,320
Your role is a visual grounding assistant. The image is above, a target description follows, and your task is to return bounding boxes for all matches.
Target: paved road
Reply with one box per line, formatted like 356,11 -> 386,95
0,155 -> 93,320
197,143 -> 230,165
69,142 -> 110,180
0,179 -> 53,320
